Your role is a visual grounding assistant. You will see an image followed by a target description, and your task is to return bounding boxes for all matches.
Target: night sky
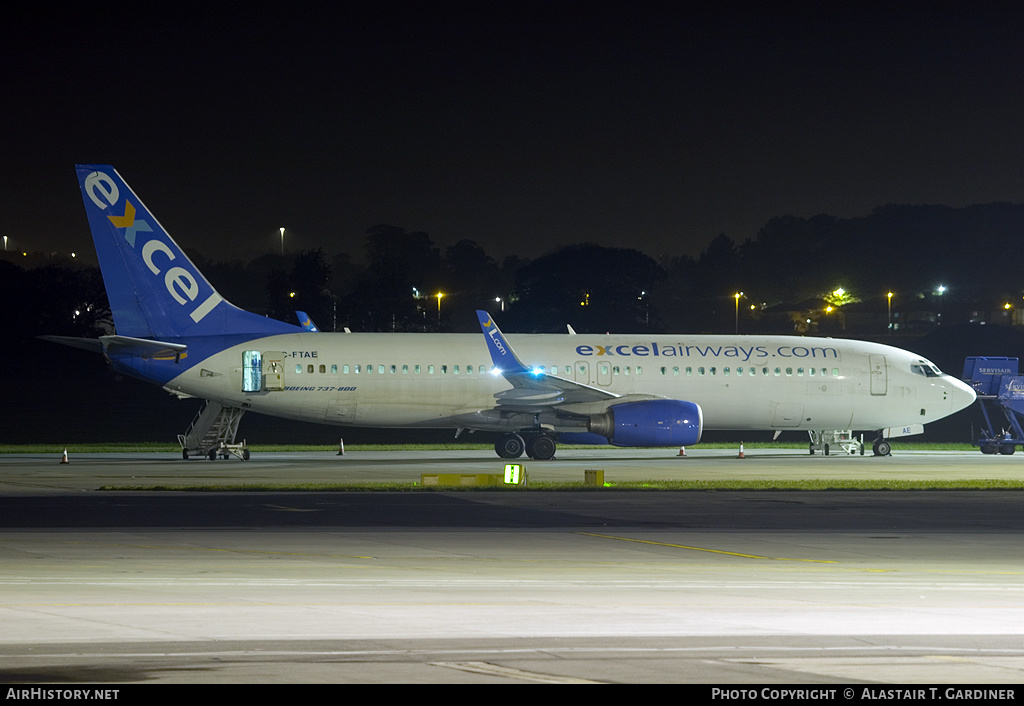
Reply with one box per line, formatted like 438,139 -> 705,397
5,3 -> 1024,265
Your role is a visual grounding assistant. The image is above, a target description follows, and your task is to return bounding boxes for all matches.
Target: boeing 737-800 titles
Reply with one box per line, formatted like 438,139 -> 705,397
47,165 -> 976,460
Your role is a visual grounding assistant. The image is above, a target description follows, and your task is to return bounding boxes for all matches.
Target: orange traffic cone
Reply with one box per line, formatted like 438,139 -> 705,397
677,446 -> 686,457
337,438 -> 345,456
60,448 -> 69,464
737,442 -> 745,459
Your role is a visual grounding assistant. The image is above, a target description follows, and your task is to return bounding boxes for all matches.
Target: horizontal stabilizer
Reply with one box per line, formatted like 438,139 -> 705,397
39,335 -> 104,353
99,335 -> 188,361
41,334 -> 187,362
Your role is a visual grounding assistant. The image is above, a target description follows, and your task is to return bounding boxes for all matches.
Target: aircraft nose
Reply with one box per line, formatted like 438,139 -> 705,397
948,377 -> 977,413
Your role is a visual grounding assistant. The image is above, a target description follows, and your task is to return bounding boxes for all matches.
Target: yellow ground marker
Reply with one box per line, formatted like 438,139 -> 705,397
579,532 -> 838,563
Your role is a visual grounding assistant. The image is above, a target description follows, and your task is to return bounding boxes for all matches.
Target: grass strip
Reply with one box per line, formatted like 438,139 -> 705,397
98,478 -> 1024,492
2,441 -> 980,453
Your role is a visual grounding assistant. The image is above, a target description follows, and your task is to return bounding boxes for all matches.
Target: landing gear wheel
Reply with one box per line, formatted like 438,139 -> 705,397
526,435 -> 556,461
495,433 -> 525,459
872,439 -> 891,457
208,448 -> 218,461
242,448 -> 251,461
182,449 -> 189,460
1000,443 -> 1016,455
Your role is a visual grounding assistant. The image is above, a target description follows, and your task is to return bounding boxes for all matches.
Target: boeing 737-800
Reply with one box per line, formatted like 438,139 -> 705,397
47,165 -> 976,460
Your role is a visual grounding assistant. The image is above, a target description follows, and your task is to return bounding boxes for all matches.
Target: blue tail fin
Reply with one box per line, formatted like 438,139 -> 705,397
76,165 -> 298,339
296,311 -> 320,332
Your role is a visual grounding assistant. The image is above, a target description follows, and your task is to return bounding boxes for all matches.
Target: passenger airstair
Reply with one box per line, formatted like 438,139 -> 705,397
963,356 -> 1024,455
178,400 -> 250,460
807,429 -> 865,455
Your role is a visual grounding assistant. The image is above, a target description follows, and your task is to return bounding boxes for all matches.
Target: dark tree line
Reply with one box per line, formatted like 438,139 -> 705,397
11,201 -> 1024,342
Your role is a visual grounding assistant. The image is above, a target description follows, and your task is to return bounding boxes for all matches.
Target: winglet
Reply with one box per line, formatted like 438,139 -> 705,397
296,311 -> 320,332
476,311 -> 531,375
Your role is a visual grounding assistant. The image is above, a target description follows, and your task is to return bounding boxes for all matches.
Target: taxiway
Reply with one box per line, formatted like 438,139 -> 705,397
2,448 -> 1024,684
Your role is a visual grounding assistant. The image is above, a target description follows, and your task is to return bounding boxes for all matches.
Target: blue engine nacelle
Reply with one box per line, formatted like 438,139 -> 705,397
582,399 -> 703,447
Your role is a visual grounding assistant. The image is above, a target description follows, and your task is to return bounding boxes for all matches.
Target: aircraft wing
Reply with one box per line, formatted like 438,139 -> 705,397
475,311 -> 659,413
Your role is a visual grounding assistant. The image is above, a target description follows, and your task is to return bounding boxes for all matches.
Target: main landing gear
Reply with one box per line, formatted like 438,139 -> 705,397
495,432 -> 557,461
872,437 -> 892,457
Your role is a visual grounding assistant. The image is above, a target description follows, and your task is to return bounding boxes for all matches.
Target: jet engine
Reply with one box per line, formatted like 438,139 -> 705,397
567,399 -> 703,447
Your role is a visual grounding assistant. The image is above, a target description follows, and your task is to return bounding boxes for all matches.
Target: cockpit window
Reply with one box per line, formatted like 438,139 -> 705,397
911,361 -> 943,377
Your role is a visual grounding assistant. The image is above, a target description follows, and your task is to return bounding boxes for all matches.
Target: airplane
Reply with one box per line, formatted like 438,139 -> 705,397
47,164 -> 977,461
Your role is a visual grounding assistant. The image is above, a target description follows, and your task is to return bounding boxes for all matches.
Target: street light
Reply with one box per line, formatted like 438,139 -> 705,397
734,292 -> 743,334
887,291 -> 893,334
280,227 -> 285,256
436,292 -> 444,324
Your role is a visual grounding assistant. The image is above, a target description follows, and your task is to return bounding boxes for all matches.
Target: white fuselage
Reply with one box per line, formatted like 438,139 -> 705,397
161,332 -> 977,435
